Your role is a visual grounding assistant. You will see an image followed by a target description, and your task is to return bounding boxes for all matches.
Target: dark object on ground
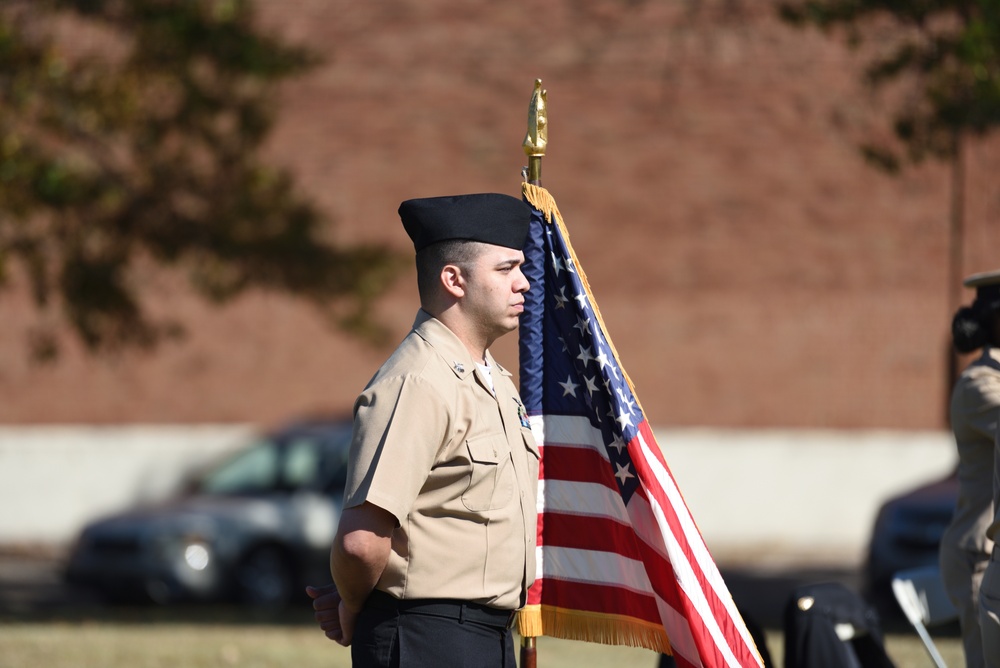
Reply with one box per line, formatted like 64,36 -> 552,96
783,582 -> 895,668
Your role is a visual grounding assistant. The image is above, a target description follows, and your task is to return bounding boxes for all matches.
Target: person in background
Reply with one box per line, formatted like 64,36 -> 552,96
940,269 -> 1000,668
306,193 -> 540,668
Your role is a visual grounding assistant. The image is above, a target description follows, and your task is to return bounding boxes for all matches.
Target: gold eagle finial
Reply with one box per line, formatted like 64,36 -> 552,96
523,79 -> 547,158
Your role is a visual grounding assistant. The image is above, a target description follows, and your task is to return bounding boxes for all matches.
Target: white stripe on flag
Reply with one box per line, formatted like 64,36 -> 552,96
538,545 -> 648,591
542,478 -> 626,521
531,414 -> 605,454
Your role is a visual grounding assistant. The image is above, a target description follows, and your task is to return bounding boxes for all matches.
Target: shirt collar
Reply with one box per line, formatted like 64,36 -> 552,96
412,309 -> 476,379
411,309 -> 513,379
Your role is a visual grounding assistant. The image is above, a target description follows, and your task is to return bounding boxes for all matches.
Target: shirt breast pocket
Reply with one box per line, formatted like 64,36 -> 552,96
462,433 -> 514,512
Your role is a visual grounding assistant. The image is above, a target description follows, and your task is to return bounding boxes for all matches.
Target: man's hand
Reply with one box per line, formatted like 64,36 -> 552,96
305,583 -> 359,646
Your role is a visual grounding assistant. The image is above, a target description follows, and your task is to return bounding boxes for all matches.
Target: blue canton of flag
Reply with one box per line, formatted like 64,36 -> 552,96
519,204 -> 642,505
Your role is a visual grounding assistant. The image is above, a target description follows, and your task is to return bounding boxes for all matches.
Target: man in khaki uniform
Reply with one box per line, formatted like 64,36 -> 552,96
307,193 -> 539,667
942,271 -> 1000,668
964,271 -> 1000,666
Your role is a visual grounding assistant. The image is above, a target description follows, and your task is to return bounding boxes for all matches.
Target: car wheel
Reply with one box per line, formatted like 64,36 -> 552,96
235,545 -> 295,608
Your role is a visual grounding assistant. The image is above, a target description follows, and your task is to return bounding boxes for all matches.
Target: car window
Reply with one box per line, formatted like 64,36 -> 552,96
196,424 -> 352,496
283,438 -> 323,489
319,443 -> 350,494
313,428 -> 352,494
199,440 -> 278,494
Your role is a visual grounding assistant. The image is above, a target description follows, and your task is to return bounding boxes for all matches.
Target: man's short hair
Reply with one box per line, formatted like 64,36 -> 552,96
415,239 -> 486,303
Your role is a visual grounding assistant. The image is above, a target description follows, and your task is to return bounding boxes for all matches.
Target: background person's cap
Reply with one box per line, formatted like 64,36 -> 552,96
398,193 -> 531,252
965,269 -> 1000,311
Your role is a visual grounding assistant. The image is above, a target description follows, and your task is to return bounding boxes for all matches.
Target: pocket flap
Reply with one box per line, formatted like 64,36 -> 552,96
466,433 -> 505,464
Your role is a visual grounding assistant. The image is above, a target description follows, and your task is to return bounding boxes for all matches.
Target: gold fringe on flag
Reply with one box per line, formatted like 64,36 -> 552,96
517,605 -> 673,655
522,182 -> 562,226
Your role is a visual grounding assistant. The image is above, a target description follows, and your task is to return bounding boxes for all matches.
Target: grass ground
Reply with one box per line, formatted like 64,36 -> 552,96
0,619 -> 964,667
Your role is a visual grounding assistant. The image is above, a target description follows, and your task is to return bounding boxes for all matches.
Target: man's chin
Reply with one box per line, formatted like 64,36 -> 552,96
495,320 -> 520,337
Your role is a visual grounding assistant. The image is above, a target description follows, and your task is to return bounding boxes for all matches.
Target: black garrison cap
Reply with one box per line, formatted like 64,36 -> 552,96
398,193 -> 531,252
965,270 -> 1000,312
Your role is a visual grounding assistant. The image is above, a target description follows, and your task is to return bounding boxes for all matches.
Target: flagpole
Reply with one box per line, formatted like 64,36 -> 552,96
519,77 -> 546,668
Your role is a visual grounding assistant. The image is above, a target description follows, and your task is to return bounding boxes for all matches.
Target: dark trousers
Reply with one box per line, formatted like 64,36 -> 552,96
352,593 -> 517,668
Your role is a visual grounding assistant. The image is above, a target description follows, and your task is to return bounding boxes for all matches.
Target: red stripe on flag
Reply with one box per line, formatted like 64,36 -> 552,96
530,579 -> 663,621
540,512 -> 641,554
539,444 -> 619,491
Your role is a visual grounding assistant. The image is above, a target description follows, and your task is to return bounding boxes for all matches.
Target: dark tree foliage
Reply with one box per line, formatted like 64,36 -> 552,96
779,0 -> 1000,172
0,0 -> 402,359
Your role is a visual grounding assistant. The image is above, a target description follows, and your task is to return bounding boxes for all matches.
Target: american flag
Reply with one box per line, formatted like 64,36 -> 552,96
516,183 -> 763,668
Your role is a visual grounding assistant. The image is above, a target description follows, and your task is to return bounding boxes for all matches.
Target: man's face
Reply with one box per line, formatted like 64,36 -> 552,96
460,244 -> 530,341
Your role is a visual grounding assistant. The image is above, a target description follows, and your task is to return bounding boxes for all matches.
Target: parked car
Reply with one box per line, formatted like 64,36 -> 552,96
862,468 -> 959,614
64,416 -> 353,608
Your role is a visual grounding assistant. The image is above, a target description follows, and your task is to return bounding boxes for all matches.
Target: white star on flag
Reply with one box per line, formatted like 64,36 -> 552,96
554,287 -> 568,309
614,462 -> 635,485
558,376 -> 579,397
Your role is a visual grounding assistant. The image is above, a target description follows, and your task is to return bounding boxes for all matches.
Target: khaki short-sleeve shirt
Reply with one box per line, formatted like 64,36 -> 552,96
945,348 -> 1000,552
344,310 -> 539,610
953,347 -> 1000,546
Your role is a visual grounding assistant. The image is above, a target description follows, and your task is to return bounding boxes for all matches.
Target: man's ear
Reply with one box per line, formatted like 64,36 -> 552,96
440,264 -> 466,299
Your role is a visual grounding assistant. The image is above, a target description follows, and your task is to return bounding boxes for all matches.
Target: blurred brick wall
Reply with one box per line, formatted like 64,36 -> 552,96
0,0 -> 996,429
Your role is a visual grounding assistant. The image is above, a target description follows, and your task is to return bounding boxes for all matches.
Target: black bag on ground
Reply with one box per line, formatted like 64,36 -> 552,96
783,582 -> 895,668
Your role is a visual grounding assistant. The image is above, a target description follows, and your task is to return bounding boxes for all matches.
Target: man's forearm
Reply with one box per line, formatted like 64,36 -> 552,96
330,535 -> 390,610
329,503 -> 395,611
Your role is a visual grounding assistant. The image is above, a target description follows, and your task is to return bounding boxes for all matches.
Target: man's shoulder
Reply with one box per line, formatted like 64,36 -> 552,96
368,330 -> 450,388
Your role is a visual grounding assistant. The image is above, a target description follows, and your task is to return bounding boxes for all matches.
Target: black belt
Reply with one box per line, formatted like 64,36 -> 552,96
366,589 -> 518,630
